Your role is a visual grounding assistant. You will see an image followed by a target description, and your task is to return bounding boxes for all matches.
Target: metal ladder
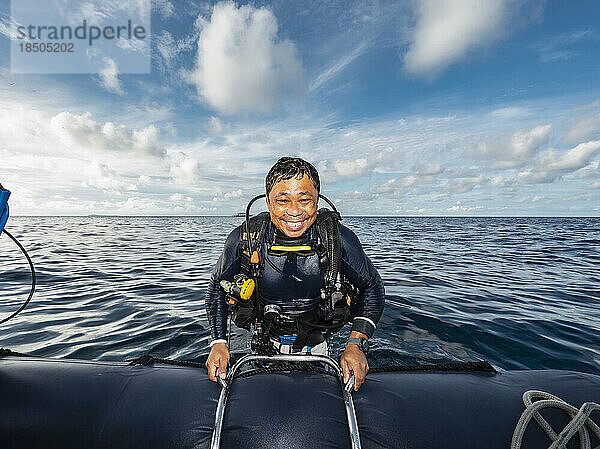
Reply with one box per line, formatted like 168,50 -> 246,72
210,353 -> 362,449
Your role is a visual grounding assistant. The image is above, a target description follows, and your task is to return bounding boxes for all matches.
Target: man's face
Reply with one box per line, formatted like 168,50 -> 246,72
266,174 -> 318,237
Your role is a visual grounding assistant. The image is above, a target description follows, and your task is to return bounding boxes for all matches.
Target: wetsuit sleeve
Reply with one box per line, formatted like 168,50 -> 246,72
340,225 -> 385,338
205,225 -> 242,344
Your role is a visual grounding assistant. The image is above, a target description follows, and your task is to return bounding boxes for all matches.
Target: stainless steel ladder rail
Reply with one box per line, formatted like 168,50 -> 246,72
210,353 -> 362,449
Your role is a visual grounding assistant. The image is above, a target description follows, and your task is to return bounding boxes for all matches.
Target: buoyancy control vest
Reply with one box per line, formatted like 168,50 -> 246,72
233,206 -> 357,344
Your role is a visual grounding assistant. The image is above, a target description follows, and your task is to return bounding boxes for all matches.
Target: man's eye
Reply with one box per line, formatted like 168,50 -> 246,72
277,199 -> 288,205
300,199 -> 312,204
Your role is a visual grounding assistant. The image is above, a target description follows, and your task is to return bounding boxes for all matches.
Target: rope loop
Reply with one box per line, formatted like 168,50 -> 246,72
511,390 -> 600,449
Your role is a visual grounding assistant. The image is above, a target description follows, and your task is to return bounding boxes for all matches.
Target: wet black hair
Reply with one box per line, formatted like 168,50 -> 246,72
265,157 -> 320,195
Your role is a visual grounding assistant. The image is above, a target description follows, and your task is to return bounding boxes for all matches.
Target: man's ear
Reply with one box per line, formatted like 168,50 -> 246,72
265,195 -> 271,211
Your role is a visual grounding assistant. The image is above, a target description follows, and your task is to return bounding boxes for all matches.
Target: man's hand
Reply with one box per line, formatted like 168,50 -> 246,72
206,342 -> 230,382
341,334 -> 369,391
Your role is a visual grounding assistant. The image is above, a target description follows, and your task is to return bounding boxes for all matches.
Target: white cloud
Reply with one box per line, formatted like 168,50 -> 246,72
534,29 -> 595,63
404,0 -> 508,75
447,200 -> 484,212
370,173 -> 437,194
156,31 -> 176,66
471,124 -> 552,168
3,94 -> 597,215
0,15 -> 21,40
334,158 -> 369,178
83,161 -> 137,191
155,29 -> 199,69
488,175 -> 515,188
310,43 -> 367,91
518,140 -> 600,183
153,0 -> 175,18
138,175 -> 151,185
491,107 -> 531,120
415,163 -> 442,175
206,116 -> 231,135
332,147 -> 396,179
168,152 -> 200,185
590,181 -> 600,189
445,174 -> 486,194
98,58 -> 125,95
564,113 -> 600,144
574,161 -> 600,179
224,189 -> 242,199
187,1 -> 304,115
169,193 -> 193,202
50,111 -> 165,157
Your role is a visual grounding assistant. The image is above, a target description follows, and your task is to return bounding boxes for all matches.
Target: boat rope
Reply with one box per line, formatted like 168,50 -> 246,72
369,360 -> 495,373
0,229 -> 36,326
4,350 -> 496,377
128,354 -> 207,369
511,390 -> 600,449
127,355 -> 495,376
0,348 -> 34,357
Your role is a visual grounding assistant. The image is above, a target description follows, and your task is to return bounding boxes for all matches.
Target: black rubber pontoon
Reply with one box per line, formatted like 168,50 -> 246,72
1,355 -> 600,448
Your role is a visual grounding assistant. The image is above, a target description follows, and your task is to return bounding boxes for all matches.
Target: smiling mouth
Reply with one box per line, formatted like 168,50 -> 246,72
282,218 -> 307,231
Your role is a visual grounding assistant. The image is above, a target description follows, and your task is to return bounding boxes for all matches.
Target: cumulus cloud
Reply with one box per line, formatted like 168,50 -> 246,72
564,113 -> 600,144
404,0 -> 508,75
83,161 -> 137,191
470,124 -> 552,168
488,175 -> 515,188
186,1 -> 304,115
169,193 -> 193,202
573,161 -> 600,180
332,147 -> 396,178
224,189 -> 242,199
447,200 -> 484,212
138,175 -> 151,185
98,58 -> 125,95
334,158 -> 369,178
518,140 -> 600,183
445,174 -> 486,194
168,152 -> 200,185
50,111 -> 165,157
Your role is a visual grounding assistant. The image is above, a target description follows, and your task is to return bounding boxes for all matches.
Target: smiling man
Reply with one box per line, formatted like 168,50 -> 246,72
205,157 -> 385,390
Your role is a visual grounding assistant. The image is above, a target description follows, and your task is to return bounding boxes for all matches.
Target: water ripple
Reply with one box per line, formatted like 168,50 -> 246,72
0,216 -> 599,373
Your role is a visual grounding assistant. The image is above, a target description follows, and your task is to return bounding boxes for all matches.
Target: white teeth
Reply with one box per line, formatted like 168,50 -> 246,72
284,219 -> 305,231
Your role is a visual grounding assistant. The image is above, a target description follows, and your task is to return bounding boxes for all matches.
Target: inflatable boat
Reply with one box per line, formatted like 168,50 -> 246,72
1,352 -> 599,448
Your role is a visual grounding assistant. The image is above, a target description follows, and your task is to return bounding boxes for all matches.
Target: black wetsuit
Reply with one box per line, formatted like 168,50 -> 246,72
205,219 -> 385,344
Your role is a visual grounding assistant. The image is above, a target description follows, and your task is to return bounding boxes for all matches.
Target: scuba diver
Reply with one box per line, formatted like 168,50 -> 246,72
205,157 -> 385,390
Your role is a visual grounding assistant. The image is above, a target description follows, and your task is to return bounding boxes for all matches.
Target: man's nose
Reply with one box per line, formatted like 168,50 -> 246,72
287,201 -> 302,215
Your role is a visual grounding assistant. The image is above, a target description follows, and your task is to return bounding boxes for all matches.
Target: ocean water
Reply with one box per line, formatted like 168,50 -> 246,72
0,216 -> 599,373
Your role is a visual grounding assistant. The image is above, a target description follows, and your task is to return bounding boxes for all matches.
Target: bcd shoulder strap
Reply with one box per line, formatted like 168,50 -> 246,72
239,211 -> 270,278
314,208 -> 342,287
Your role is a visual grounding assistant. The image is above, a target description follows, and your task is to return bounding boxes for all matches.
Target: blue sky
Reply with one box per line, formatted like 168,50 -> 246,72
1,0 -> 599,215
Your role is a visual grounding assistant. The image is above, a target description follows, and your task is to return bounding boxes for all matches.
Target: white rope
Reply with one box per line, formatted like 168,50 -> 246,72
511,390 -> 600,449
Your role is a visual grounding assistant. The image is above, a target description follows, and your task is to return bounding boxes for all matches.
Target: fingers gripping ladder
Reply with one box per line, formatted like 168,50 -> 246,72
210,354 -> 362,449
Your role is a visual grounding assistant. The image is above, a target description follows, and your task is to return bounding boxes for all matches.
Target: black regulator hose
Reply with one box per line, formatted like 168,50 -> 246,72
0,229 -> 36,325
